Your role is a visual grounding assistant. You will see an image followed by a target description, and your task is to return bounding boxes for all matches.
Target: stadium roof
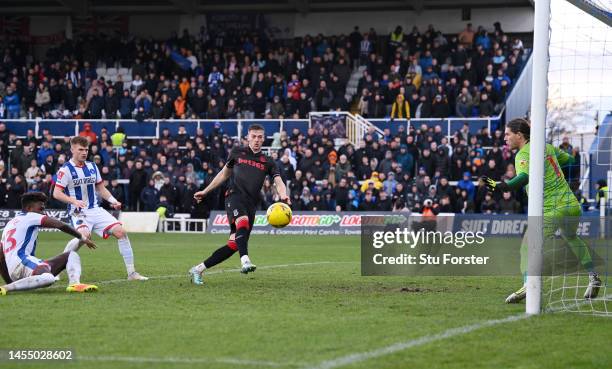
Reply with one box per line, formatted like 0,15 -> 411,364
0,0 -> 532,16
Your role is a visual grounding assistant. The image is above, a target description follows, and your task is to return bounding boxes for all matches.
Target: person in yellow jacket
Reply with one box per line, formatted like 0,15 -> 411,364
389,26 -> 404,48
390,94 -> 410,120
595,179 -> 608,208
360,171 -> 383,192
111,127 -> 126,147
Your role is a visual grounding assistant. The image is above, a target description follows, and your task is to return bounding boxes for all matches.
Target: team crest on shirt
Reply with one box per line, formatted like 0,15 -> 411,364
233,209 -> 239,217
89,168 -> 96,175
260,156 -> 266,163
519,159 -> 527,166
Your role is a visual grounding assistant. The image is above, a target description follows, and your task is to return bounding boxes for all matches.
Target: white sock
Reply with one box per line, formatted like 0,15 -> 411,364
64,238 -> 80,253
194,263 -> 206,274
67,251 -> 82,285
4,273 -> 55,291
118,236 -> 135,274
240,255 -> 251,265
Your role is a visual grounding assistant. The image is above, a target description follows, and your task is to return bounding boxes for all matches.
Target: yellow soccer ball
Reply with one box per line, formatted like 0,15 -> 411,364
266,202 -> 292,228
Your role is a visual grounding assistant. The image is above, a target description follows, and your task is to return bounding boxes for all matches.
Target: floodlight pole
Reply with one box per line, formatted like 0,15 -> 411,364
526,0 -> 551,315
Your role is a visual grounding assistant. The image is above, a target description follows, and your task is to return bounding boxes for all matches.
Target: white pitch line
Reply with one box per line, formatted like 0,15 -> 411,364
79,355 -> 302,367
306,314 -> 530,369
49,261 -> 356,288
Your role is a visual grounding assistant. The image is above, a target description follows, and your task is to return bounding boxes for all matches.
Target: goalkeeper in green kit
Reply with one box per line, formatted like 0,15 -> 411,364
482,118 -> 601,303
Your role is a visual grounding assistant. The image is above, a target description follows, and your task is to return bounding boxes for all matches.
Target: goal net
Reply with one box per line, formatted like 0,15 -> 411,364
536,0 -> 612,315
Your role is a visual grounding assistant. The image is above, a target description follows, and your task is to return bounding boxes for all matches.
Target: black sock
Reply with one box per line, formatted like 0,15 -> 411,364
203,245 -> 236,269
235,227 -> 250,257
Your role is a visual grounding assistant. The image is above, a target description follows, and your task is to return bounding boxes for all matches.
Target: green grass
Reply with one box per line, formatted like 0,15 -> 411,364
0,233 -> 610,369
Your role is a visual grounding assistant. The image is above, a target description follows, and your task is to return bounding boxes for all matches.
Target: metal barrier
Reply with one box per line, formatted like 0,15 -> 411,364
162,216 -> 207,233
3,114 -> 503,142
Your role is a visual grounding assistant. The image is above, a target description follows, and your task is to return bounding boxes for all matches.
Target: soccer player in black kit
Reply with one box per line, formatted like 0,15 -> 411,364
188,124 -> 290,284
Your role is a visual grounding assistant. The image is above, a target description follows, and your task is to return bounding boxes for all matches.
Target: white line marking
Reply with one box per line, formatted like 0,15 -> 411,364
306,314 -> 530,369
50,261 -> 356,288
79,355 -> 302,367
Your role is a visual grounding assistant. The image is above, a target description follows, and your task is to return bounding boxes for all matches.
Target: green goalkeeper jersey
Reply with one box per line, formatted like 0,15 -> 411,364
515,142 -> 580,213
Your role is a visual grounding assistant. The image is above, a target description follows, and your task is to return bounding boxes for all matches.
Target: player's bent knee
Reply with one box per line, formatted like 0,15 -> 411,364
112,226 -> 127,239
235,216 -> 250,231
38,273 -> 56,287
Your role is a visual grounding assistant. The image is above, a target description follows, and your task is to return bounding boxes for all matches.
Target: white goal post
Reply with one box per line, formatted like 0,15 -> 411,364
529,0 -> 612,315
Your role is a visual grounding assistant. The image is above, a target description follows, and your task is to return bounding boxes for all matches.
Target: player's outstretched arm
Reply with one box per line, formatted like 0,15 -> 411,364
273,175 -> 291,204
53,186 -> 86,209
194,165 -> 232,202
41,216 -> 97,249
482,174 -> 528,193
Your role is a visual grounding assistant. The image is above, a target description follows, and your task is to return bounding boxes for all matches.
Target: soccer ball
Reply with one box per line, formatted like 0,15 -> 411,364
266,202 -> 292,228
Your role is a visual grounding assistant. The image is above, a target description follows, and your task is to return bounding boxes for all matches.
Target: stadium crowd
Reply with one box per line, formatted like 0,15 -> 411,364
0,21 -> 557,216
0,115 -> 583,216
0,22 -> 525,121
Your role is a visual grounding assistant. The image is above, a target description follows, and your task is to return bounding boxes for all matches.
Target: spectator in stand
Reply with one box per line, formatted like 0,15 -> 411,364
4,87 -> 21,119
458,172 -> 475,200
34,83 -> 51,115
88,88 -> 104,119
36,141 -> 54,166
458,23 -> 475,49
478,93 -> 494,117
79,122 -> 98,144
6,175 -> 26,209
119,90 -> 135,119
140,179 -> 160,211
359,190 -> 378,211
111,127 -> 126,147
431,94 -> 450,118
480,192 -> 498,214
104,87 -> 120,118
498,191 -> 520,214
129,160 -> 148,211
24,159 -> 42,183
390,94 -> 410,120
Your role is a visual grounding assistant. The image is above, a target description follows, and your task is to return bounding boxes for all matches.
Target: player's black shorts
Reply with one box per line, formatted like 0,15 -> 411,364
225,192 -> 257,234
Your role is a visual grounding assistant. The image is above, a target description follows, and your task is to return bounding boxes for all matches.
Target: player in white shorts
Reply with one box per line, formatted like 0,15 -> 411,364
0,192 -> 98,295
53,136 -> 148,281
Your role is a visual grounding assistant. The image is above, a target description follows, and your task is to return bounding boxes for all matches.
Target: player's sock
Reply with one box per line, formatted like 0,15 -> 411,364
117,236 -> 135,275
203,245 -> 236,269
240,255 -> 251,265
4,273 -> 55,291
66,251 -> 82,285
64,238 -> 80,253
193,263 -> 206,274
234,218 -> 255,270
235,218 -> 250,259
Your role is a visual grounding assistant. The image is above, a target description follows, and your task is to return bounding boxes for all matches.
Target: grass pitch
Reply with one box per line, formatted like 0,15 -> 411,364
1,233 -> 610,369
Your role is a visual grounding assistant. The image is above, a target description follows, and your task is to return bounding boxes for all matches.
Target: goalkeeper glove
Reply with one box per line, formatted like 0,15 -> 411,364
481,176 -> 510,193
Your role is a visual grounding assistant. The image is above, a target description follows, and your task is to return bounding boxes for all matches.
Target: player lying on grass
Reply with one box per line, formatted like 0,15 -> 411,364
189,124 -> 290,284
0,192 -> 98,295
53,136 -> 147,281
482,118 -> 601,303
